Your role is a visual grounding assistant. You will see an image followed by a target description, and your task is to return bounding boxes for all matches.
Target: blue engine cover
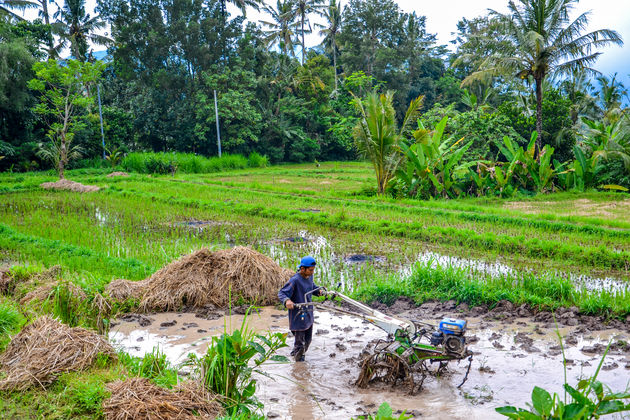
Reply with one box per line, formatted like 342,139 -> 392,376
439,318 -> 467,336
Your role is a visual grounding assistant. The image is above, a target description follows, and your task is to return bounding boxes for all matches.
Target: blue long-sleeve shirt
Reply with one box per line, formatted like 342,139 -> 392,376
278,272 -> 321,331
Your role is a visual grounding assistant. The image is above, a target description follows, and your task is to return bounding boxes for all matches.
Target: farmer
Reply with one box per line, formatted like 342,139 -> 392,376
278,255 -> 326,362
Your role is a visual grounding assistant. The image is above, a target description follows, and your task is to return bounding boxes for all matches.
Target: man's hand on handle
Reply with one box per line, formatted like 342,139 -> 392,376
285,299 -> 295,310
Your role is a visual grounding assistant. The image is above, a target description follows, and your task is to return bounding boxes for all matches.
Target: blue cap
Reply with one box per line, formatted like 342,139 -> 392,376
299,256 -> 316,268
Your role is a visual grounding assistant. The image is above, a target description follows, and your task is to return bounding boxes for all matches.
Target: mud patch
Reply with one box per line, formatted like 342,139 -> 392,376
110,306 -> 630,420
344,254 -> 385,264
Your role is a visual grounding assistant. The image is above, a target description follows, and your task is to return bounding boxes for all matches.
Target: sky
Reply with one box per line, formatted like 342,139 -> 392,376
17,0 -> 630,88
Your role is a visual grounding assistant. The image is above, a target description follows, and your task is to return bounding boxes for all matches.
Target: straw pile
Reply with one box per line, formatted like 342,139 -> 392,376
19,281 -> 87,305
107,247 -> 293,311
40,179 -> 100,192
105,278 -> 149,301
106,171 -> 129,178
103,378 -> 224,420
0,316 -> 116,390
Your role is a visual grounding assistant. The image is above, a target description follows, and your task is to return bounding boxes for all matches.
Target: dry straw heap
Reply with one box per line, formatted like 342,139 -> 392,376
103,377 -> 224,420
0,316 -> 116,390
40,179 -> 100,192
19,281 -> 87,305
107,246 -> 293,311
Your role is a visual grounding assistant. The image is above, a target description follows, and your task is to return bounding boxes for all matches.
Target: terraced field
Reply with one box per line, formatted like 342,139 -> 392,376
1,162 -> 628,315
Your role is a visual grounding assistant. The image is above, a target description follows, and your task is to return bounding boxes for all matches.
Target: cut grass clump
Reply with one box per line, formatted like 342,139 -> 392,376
0,316 -> 117,391
109,246 -> 293,311
102,377 -> 224,420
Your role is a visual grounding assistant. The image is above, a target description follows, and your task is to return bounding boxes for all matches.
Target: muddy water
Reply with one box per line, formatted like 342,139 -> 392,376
109,308 -> 630,420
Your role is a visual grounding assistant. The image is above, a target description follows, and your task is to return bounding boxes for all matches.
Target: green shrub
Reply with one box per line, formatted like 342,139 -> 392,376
121,152 -> 254,174
247,152 -> 268,168
118,349 -> 178,388
187,312 -> 289,415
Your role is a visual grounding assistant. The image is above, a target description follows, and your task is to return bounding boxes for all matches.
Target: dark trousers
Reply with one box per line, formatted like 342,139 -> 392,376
290,325 -> 313,359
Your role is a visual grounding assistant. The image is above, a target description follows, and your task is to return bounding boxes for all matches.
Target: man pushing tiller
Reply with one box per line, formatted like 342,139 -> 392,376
278,256 -> 326,362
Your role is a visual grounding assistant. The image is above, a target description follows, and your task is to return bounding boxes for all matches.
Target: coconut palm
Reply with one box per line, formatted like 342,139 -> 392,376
260,0 -> 298,56
0,0 -> 37,21
289,0 -> 326,65
558,70 -> 599,124
597,73 -> 627,116
319,0 -> 341,93
53,0 -> 111,62
352,91 -> 423,194
462,0 -> 623,151
218,0 -> 261,19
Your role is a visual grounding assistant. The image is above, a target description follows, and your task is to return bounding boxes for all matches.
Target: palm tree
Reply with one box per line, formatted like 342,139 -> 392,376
597,73 -> 627,116
218,0 -> 261,20
319,0 -> 342,94
260,0 -> 298,56
352,91 -> 423,194
0,0 -> 37,21
53,0 -> 111,62
319,0 -> 341,93
558,70 -> 599,124
290,0 -> 325,65
463,0 -> 623,151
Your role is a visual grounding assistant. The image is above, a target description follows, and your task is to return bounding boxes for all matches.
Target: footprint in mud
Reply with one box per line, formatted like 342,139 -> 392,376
315,329 -> 329,335
489,332 -> 501,340
478,365 -> 495,374
120,314 -> 154,327
335,343 -> 347,351
602,362 -> 619,371
160,320 -> 177,327
492,341 -> 504,349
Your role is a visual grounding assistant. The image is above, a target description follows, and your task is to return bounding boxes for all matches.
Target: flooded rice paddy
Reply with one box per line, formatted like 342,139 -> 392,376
110,307 -> 630,420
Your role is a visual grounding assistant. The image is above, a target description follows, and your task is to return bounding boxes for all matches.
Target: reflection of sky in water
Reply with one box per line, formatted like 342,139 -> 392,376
265,230 -> 627,295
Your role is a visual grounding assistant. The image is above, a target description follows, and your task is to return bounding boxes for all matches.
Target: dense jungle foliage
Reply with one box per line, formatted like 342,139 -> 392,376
0,0 -> 628,196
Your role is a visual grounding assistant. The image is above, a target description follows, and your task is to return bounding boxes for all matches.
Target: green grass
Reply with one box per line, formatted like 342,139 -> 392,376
352,261 -> 630,318
0,162 -> 628,318
120,152 -> 267,174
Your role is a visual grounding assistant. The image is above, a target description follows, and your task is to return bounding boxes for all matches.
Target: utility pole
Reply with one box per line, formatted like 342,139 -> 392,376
214,89 -> 222,157
97,84 -> 106,159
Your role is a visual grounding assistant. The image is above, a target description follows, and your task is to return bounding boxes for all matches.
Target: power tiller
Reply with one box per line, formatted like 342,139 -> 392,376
294,286 -> 473,393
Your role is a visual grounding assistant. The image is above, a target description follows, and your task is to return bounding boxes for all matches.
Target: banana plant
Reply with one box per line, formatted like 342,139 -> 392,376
495,132 -> 558,193
396,116 -> 474,198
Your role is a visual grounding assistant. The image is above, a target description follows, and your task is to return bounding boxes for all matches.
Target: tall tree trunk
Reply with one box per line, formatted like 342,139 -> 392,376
59,134 -> 66,180
332,42 -> 337,94
41,0 -> 55,58
535,75 -> 543,153
301,14 -> 305,65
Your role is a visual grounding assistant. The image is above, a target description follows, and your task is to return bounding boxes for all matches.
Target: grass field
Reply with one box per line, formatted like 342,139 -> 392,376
0,161 -> 629,418
1,161 -> 628,316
